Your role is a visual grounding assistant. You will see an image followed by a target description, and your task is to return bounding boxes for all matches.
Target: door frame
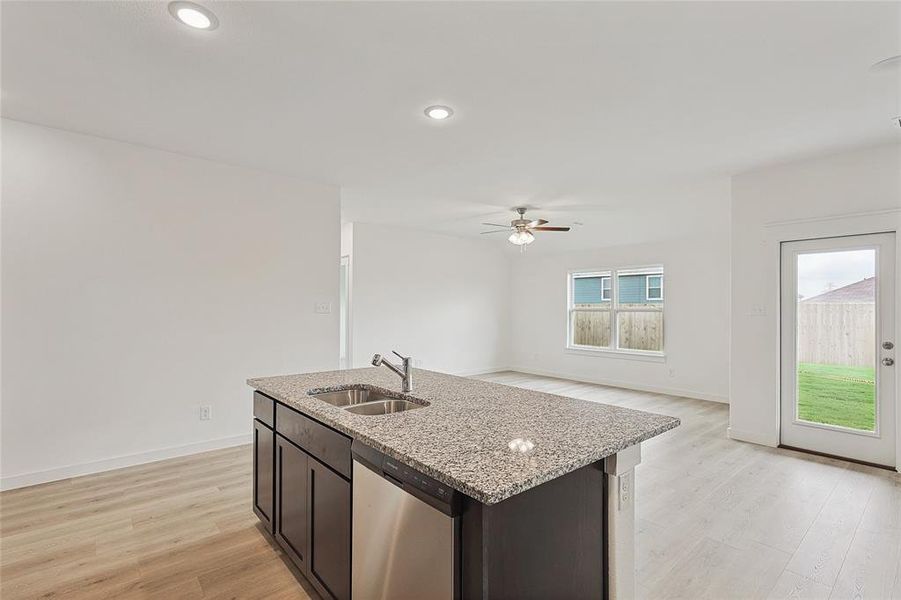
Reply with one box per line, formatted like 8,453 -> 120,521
779,233 -> 895,466
763,208 -> 901,472
339,254 -> 353,369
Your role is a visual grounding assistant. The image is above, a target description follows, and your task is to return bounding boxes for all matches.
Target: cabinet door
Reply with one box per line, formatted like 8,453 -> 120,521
275,435 -> 309,570
309,458 -> 351,600
252,419 -> 274,532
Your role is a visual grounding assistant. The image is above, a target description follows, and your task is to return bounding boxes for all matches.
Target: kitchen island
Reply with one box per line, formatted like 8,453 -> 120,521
248,368 -> 679,600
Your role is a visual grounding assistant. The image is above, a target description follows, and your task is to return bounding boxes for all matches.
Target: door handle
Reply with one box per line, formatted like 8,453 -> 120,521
884,341 -> 895,350
883,357 -> 895,366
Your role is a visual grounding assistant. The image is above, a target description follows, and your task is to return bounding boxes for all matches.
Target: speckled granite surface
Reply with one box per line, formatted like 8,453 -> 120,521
247,368 -> 679,505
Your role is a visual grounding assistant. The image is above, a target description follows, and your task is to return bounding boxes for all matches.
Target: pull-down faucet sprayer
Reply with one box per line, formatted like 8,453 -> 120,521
371,350 -> 413,393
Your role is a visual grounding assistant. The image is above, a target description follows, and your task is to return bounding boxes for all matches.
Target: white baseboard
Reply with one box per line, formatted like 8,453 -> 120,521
726,426 -> 778,447
506,366 -> 730,404
0,433 -> 252,492
453,366 -> 511,377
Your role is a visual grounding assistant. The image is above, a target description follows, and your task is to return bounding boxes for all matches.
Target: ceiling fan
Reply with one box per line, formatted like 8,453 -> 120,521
481,207 -> 571,248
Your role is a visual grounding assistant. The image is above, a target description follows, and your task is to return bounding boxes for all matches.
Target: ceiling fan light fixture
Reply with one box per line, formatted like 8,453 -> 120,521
508,230 -> 535,246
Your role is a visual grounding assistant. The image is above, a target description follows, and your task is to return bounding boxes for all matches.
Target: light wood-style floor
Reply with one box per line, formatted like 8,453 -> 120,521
0,445 -> 317,599
480,372 -> 901,600
2,371 -> 899,599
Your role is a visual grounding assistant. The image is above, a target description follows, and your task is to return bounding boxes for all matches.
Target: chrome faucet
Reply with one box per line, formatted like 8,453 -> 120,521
371,350 -> 413,393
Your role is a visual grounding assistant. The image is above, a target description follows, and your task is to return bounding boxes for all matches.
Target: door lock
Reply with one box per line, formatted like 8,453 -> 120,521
883,357 -> 895,366
883,341 -> 895,350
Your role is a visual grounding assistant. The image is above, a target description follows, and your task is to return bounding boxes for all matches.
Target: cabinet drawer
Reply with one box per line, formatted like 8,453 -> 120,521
253,391 -> 275,428
276,404 -> 352,479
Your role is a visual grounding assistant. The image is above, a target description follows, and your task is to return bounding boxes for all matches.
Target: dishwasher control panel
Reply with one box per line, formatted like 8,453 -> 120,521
351,440 -> 461,516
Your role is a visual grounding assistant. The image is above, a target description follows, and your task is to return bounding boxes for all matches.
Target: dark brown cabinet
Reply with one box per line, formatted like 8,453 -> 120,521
253,392 -> 351,600
276,403 -> 352,478
252,419 -> 274,532
308,457 -> 351,600
275,435 -> 309,570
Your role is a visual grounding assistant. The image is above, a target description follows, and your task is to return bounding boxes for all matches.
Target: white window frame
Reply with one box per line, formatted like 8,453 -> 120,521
601,276 -> 612,301
568,271 -> 613,349
566,266 -> 665,361
646,274 -> 663,301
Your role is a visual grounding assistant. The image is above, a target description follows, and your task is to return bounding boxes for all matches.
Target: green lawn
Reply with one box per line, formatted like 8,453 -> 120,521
797,363 -> 876,431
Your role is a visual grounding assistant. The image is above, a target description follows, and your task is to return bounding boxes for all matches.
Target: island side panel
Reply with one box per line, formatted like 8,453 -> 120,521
461,461 -> 606,599
604,443 -> 641,600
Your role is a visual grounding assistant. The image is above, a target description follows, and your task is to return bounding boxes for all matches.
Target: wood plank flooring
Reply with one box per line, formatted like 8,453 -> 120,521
1,371 -> 899,599
0,445 -> 317,599
478,372 -> 901,600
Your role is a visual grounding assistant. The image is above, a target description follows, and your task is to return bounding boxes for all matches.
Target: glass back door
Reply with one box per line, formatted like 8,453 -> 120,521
780,233 -> 896,467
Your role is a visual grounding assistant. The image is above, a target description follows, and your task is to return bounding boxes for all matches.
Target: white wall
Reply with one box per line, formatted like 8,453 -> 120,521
1,120 -> 341,489
349,223 -> 509,375
730,142 -> 901,447
508,229 -> 731,403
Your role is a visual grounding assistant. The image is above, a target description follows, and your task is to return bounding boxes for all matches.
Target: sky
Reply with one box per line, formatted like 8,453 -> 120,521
797,249 -> 875,300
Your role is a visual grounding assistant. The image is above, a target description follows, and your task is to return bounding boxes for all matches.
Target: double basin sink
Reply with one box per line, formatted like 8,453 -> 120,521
308,387 -> 426,416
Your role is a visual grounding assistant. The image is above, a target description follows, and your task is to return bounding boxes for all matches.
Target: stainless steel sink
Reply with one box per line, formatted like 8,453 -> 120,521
309,387 -> 427,415
343,399 -> 424,416
308,388 -> 392,407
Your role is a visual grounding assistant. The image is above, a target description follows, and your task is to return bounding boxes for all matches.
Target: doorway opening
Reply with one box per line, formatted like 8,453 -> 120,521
339,255 -> 351,369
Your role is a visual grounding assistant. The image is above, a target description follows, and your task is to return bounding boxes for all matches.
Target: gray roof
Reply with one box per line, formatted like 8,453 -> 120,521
803,277 -> 874,303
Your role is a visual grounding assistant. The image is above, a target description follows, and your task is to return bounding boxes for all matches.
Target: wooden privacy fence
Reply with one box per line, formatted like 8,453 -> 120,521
573,311 -> 612,347
572,310 -> 663,351
798,303 -> 875,367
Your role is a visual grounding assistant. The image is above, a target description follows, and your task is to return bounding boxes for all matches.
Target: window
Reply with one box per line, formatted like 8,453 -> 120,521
646,275 -> 663,301
601,277 -> 612,301
568,267 -> 664,355
570,272 -> 612,348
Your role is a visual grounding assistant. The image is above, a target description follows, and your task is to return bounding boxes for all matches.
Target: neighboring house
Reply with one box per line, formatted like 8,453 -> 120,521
802,277 -> 874,304
574,273 -> 663,305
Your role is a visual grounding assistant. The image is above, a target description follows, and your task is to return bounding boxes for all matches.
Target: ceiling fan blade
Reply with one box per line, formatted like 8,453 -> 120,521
527,219 -> 548,227
531,226 -> 571,232
481,223 -> 510,228
480,229 -> 511,234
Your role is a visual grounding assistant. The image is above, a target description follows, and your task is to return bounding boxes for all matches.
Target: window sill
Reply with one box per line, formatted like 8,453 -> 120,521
564,346 -> 666,363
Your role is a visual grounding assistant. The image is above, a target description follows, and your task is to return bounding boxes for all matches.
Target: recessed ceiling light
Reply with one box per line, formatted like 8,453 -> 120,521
168,1 -> 219,30
424,105 -> 454,120
870,54 -> 901,72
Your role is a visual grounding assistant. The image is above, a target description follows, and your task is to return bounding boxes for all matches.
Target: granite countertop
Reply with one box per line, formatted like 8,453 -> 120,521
247,368 -> 679,505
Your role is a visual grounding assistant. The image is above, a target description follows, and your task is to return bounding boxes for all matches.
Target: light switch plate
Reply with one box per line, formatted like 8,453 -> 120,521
749,304 -> 767,317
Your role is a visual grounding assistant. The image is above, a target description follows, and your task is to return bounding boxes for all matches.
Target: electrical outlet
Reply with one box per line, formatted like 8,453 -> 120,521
200,405 -> 212,421
749,304 -> 767,317
414,358 -> 423,367
618,472 -> 632,510
315,302 -> 332,314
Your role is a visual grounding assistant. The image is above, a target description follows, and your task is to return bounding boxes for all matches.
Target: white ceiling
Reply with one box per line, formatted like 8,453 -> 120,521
2,1 -> 899,250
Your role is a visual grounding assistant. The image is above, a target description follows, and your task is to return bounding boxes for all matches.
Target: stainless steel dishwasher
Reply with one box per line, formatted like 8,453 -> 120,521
351,440 -> 461,600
